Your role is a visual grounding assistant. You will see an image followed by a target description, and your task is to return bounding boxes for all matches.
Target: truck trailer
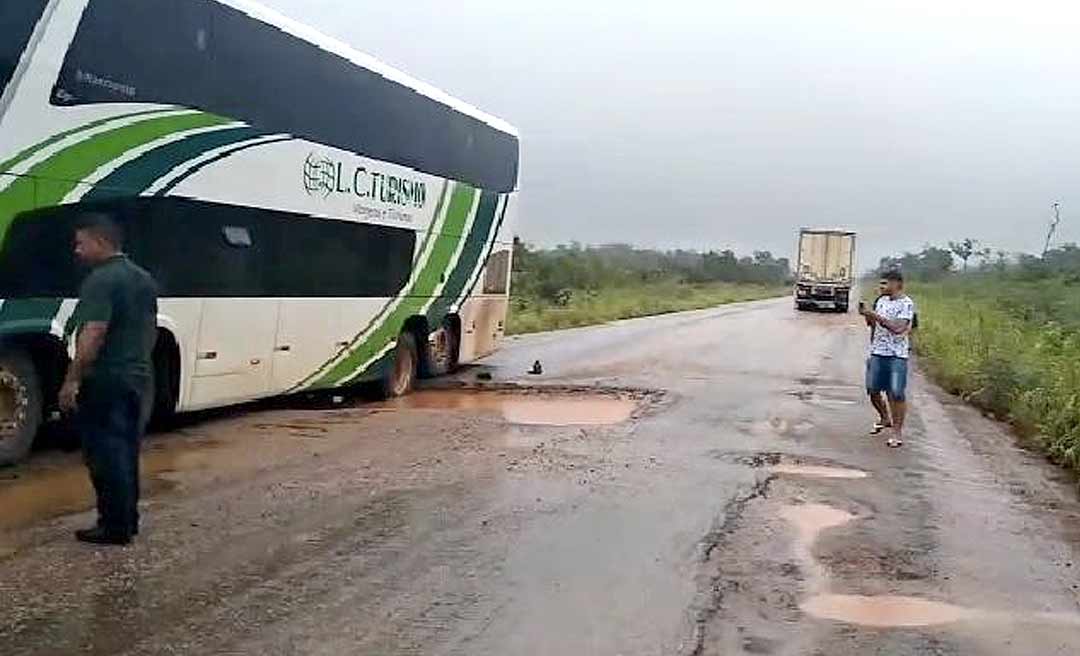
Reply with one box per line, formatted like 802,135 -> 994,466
794,229 -> 856,312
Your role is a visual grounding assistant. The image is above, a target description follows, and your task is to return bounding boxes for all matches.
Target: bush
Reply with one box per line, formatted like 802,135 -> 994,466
911,276 -> 1080,474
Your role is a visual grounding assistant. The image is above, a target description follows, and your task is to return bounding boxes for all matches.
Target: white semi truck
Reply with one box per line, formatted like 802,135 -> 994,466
794,229 -> 856,312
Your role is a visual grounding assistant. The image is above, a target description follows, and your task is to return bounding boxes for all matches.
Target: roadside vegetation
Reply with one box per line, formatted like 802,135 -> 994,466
878,242 -> 1080,472
508,242 -> 789,334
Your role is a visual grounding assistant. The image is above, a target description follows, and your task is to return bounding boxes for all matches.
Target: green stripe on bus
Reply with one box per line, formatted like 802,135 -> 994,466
413,180 -> 450,266
290,180 -> 451,391
83,126 -> 263,201
0,112 -> 229,243
0,108 -> 175,175
308,182 -> 478,388
0,299 -> 63,337
426,191 -> 500,325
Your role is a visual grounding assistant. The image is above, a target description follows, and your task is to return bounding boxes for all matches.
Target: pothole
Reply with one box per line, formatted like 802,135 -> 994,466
801,594 -> 976,627
786,389 -> 860,407
713,451 -> 867,479
770,464 -> 869,479
0,440 -> 222,529
378,390 -> 639,426
780,503 -> 857,545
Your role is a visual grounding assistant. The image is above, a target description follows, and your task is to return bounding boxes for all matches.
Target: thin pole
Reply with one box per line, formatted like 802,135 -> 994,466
1043,202 -> 1061,257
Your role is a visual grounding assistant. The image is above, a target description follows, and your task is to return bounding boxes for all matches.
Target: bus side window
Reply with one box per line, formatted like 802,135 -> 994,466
52,0 -> 212,107
0,0 -> 49,100
483,250 -> 510,295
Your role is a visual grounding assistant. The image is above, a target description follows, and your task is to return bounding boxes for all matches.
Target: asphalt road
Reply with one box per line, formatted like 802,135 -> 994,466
2,297 -> 1079,655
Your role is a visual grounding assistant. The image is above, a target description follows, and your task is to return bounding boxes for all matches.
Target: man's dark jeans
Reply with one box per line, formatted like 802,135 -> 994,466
77,377 -> 148,536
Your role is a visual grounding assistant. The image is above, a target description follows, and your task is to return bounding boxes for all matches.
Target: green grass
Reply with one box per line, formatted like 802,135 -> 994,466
908,275 -> 1080,471
507,281 -> 787,335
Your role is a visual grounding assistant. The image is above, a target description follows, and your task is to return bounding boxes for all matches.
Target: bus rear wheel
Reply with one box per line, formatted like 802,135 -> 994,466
382,331 -> 419,398
422,318 -> 460,378
0,348 -> 42,466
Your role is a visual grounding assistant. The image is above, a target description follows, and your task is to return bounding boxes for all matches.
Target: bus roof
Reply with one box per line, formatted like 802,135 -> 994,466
222,0 -> 519,139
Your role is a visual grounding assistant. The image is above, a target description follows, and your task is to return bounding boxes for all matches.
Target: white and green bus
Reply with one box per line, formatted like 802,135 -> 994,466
0,0 -> 520,464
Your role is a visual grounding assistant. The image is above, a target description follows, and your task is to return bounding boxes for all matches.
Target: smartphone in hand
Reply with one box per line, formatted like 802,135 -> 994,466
858,300 -> 867,314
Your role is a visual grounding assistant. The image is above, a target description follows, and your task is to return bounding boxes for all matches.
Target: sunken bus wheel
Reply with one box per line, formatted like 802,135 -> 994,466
0,347 -> 43,466
381,331 -> 419,399
422,317 -> 461,379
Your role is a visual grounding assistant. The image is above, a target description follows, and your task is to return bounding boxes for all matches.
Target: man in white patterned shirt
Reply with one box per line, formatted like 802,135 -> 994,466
859,270 -> 915,448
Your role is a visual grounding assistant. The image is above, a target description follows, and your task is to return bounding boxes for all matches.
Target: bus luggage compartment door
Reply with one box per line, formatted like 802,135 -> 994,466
188,299 -> 278,407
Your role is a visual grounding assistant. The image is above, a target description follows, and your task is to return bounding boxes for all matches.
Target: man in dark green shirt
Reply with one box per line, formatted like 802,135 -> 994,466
60,213 -> 158,545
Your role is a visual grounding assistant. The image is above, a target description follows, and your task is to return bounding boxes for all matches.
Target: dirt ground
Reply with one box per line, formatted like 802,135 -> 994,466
1,298 -> 1078,655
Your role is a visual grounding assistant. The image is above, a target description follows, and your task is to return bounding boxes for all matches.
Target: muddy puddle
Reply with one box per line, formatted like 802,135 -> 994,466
801,594 -> 976,627
780,503 -> 857,547
0,418 -> 365,532
0,438 -> 224,531
378,390 -> 638,426
770,464 -> 869,479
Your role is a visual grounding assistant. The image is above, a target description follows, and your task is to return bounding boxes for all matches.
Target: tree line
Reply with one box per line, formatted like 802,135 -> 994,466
512,242 -> 791,304
878,241 -> 1080,281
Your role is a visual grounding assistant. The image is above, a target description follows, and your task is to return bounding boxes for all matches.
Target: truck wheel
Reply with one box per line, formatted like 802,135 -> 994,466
382,332 -> 419,398
422,318 -> 460,378
0,348 -> 42,466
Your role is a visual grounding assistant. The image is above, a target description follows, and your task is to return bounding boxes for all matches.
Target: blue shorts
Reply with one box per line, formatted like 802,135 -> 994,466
866,355 -> 909,401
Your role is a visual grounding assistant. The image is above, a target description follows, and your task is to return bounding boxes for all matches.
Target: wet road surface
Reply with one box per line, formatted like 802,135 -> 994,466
2,298 -> 1079,654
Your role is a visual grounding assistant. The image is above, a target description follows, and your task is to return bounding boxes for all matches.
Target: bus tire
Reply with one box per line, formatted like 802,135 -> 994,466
0,347 -> 42,466
422,317 -> 460,378
150,334 -> 180,428
382,331 -> 419,398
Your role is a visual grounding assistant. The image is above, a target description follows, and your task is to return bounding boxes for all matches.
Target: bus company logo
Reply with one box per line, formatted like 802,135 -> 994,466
301,152 -> 427,209
303,153 -> 336,198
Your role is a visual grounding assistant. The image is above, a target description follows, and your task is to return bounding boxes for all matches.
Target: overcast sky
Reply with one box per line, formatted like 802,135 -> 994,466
264,0 -> 1080,269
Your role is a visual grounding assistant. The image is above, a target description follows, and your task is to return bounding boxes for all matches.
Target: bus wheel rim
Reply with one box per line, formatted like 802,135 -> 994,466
0,370 -> 28,442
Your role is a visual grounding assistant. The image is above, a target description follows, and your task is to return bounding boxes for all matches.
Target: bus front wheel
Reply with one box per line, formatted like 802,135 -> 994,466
0,348 -> 42,466
382,332 -> 419,398
150,334 -> 180,428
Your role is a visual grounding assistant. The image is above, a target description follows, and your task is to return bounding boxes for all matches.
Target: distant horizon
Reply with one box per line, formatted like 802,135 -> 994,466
265,0 -> 1080,270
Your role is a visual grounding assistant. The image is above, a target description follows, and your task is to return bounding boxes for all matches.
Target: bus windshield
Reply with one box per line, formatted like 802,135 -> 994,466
0,0 -> 48,104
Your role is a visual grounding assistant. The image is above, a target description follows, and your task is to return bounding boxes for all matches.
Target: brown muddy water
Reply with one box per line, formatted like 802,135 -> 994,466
0,389 -> 638,536
378,390 -> 638,426
0,438 -> 224,531
780,503 -> 857,550
770,464 -> 869,479
801,594 -> 976,627
779,503 -> 979,628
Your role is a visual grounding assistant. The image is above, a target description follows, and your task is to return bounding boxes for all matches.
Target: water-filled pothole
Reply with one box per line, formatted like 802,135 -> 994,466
770,464 -> 869,479
378,390 -> 638,426
801,594 -> 976,627
0,439 -> 222,530
780,503 -> 857,545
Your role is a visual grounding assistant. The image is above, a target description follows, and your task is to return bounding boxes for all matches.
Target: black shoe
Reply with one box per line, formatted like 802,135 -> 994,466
75,527 -> 132,546
96,520 -> 138,536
